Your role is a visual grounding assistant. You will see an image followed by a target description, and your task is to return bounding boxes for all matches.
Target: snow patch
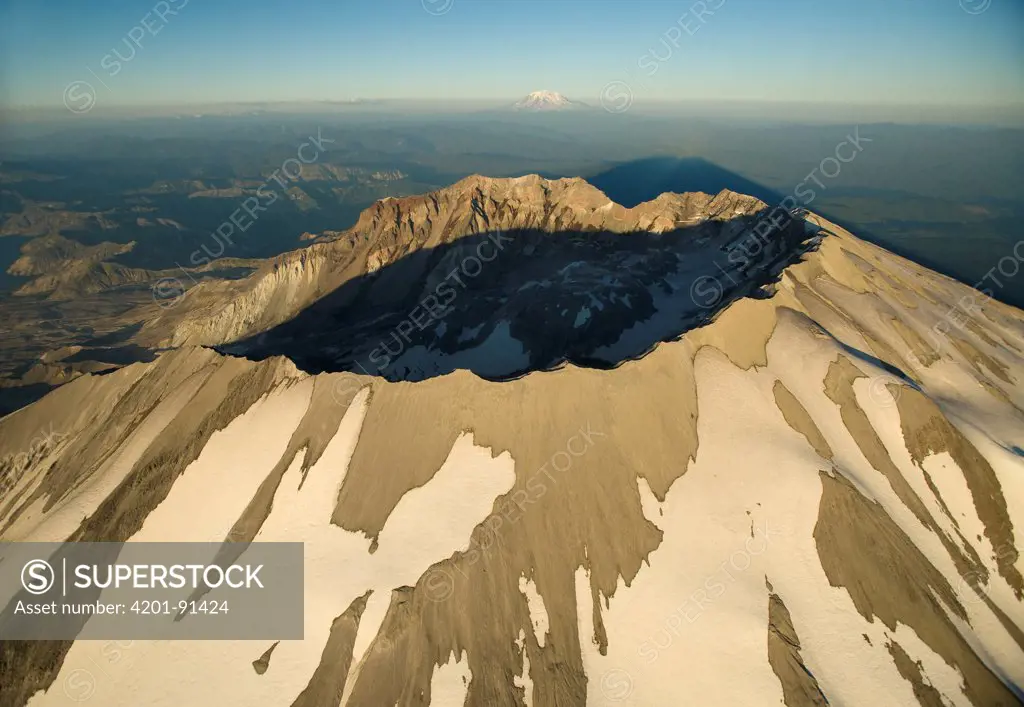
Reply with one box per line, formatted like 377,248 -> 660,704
518,576 -> 551,648
429,650 -> 471,706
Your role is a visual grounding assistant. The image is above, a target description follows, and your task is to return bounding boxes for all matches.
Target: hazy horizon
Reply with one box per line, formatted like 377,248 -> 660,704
5,98 -> 1024,130
2,0 -> 1022,121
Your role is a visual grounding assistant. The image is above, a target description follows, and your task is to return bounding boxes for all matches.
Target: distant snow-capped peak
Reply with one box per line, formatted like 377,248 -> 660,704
513,90 -> 580,111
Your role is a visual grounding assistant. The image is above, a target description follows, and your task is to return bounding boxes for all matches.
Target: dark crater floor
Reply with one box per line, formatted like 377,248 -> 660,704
224,210 -> 823,382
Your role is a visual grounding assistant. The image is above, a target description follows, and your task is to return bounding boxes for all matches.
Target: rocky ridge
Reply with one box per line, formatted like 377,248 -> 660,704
142,175 -> 774,352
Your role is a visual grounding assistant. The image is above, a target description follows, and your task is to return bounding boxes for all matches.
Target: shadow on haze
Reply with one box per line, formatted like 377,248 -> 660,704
224,209 -> 823,382
586,156 -> 786,208
582,156 -> 1023,310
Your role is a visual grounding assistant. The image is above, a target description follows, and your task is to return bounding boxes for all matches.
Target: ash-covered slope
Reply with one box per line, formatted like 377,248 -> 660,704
1,181 -> 1024,707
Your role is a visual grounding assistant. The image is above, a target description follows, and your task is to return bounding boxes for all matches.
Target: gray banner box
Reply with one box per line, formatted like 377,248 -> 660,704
0,542 -> 303,640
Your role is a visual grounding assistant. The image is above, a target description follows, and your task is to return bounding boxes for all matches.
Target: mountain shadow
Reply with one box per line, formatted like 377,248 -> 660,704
584,156 -> 1024,310
587,157 -> 786,208
224,208 -> 823,382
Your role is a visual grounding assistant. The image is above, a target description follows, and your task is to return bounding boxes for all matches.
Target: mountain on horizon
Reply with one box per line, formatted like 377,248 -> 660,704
512,91 -> 585,111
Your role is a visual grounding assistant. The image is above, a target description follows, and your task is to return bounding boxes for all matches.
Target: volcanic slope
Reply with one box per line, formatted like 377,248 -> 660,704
0,178 -> 1023,706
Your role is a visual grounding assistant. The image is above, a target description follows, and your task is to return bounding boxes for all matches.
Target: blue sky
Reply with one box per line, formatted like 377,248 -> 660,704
1,0 -> 1022,108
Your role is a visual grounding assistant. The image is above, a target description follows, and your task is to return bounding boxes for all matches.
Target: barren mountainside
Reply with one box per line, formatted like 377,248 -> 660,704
0,176 -> 1023,706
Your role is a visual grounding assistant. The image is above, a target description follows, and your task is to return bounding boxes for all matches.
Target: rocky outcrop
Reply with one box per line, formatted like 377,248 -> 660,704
7,235 -> 156,299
